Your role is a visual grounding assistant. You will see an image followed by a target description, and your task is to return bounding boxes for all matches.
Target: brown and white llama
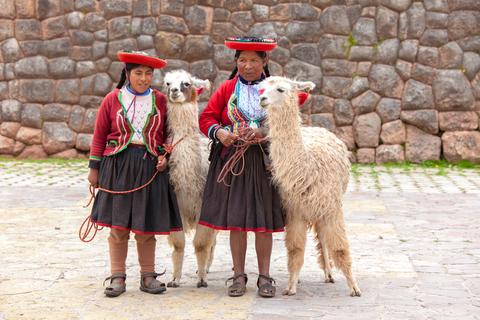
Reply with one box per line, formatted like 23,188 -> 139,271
258,76 -> 361,297
163,70 -> 217,288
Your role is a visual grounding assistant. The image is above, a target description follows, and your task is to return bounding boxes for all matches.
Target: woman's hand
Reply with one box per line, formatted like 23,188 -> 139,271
238,126 -> 266,141
216,128 -> 238,147
88,168 -> 99,187
156,156 -> 168,172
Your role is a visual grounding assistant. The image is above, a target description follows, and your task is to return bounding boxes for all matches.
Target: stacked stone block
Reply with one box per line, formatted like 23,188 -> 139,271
0,0 -> 479,163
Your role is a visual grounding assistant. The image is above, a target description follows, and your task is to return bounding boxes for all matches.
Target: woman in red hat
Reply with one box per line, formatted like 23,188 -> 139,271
198,37 -> 283,298
88,50 -> 182,297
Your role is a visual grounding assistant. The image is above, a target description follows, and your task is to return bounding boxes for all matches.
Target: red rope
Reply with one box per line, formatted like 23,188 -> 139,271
79,136 -> 185,242
216,137 -> 267,187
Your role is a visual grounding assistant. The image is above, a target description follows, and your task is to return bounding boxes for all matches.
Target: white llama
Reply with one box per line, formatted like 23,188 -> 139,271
163,70 -> 217,288
258,76 -> 361,297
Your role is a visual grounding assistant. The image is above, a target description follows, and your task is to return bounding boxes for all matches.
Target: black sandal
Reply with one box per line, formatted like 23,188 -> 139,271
103,273 -> 126,298
225,273 -> 248,297
140,271 -> 167,294
257,274 -> 276,298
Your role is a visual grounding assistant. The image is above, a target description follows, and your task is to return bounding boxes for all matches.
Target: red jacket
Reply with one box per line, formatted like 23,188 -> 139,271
199,77 -> 238,139
89,88 -> 168,169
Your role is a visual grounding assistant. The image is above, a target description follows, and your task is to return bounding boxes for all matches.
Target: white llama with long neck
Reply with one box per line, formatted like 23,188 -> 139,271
164,70 -> 217,288
259,76 -> 361,297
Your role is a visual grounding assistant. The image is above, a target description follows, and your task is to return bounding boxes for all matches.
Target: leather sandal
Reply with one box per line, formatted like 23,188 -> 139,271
225,273 -> 248,297
257,274 -> 276,298
140,271 -> 167,294
103,273 -> 126,298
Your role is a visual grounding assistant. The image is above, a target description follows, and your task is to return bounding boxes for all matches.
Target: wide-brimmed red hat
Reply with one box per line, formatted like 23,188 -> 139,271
117,50 -> 167,69
225,36 -> 277,52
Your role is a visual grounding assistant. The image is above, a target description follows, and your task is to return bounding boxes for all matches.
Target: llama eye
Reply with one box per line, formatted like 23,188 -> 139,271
166,82 -> 170,86
277,88 -> 285,93
184,83 -> 191,87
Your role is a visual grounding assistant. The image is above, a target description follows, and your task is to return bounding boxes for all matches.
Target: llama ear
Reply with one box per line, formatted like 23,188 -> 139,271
192,78 -> 211,92
294,81 -> 315,92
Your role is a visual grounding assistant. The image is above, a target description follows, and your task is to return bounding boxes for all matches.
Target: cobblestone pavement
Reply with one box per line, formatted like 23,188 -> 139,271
0,160 -> 479,319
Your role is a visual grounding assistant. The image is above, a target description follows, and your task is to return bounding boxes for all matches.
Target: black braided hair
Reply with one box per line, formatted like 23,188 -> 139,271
228,50 -> 270,79
116,63 -> 142,89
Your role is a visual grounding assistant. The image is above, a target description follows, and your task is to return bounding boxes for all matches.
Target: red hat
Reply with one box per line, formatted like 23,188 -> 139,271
224,36 -> 277,52
117,50 -> 167,69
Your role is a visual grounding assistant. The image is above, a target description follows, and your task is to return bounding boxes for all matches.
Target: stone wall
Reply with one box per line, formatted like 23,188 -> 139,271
0,0 -> 479,163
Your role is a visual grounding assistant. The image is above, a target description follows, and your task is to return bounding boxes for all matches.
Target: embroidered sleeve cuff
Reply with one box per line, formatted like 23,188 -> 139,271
207,124 -> 221,140
88,155 -> 101,169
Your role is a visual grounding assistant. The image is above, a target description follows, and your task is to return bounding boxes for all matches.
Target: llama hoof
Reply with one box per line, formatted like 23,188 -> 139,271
350,287 -> 361,297
325,274 -> 335,283
167,281 -> 180,288
197,279 -> 208,288
282,288 -> 297,296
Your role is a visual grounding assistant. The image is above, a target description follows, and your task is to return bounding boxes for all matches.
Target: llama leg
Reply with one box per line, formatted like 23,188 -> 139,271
324,215 -> 361,297
193,224 -> 215,288
206,231 -> 218,273
283,218 -> 308,296
313,220 -> 334,283
167,231 -> 185,288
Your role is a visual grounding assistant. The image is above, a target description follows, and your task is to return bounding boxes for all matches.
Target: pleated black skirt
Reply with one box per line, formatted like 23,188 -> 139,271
91,146 -> 182,234
198,142 -> 284,233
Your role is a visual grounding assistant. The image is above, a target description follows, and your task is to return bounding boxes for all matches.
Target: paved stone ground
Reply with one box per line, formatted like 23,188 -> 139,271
0,160 -> 479,319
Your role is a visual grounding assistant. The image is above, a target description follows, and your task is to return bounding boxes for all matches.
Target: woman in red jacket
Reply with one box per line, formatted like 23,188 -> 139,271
198,37 -> 283,298
88,51 -> 182,297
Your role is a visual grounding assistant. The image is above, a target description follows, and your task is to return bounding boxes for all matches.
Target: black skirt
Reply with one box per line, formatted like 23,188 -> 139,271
91,146 -> 182,234
198,142 -> 284,233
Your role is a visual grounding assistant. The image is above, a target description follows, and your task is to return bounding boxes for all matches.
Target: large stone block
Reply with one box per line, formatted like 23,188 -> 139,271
442,131 -> 480,162
311,95 -> 335,114
56,79 -> 80,104
155,32 -> 184,59
424,0 -> 449,12
321,59 -> 355,77
353,112 -> 381,148
0,0 -> 15,19
183,35 -> 213,62
380,120 -> 406,145
157,15 -> 188,34
15,56 -> 48,78
18,40 -> 42,57
376,144 -> 405,163
133,0 -> 151,16
311,113 -> 335,132
107,38 -> 137,60
36,0 -> 62,20
347,77 -> 369,99
42,122 -> 77,154
69,105 -> 85,132
42,103 -> 71,122
21,103 -> 42,128
49,57 -> 76,78
16,127 -> 42,145
376,98 -> 401,123
190,59 -> 217,81
0,135 -> 15,154
17,145 -> 47,159
433,70 -> 475,111
395,60 -> 412,80
369,64 -> 404,98
75,0 -> 96,12
438,42 -> 463,69
417,46 -> 439,68
83,13 -> 106,32
335,125 -> 355,150
376,6 -> 398,39
405,125 -> 441,163
402,79 -> 434,110
351,90 -> 380,115
463,52 -> 480,80
319,5 -> 351,35
448,10 -> 480,41
356,148 -> 375,163
398,39 -> 418,62
318,35 -> 348,59
19,80 -> 55,103
42,16 -> 67,40
284,60 -> 322,89
334,99 -> 354,125
286,21 -> 321,43
108,16 -> 131,41
349,46 -> 375,61
426,12 -> 448,29
76,61 -> 96,78
223,0 -> 253,11
401,109 -> 439,134
375,38 -> 400,65
70,30 -> 95,46
76,133 -> 92,151
15,19 -> 42,41
352,17 -> 377,45
214,45 -> 235,70
185,5 -> 214,34
411,63 -> 435,85
102,0 -> 132,20
439,111 -> 478,131
321,76 -> 352,98
93,73 -> 113,96
1,39 -> 23,63
211,22 -> 243,43
66,12 -> 84,29
292,44 -> 321,67
419,29 -> 448,47
379,0 -> 411,11
0,122 -> 21,139
405,2 -> 425,39
41,38 -> 72,58
79,95 -> 103,110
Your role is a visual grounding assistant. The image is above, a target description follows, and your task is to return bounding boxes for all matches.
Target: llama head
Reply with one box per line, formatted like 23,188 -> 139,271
259,76 -> 315,111
163,70 -> 211,103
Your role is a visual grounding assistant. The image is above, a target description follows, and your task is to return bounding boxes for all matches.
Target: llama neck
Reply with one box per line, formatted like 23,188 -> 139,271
167,102 -> 199,138
267,104 -> 304,154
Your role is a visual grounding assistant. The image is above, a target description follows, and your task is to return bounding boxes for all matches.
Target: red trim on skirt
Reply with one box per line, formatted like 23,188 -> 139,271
96,222 -> 183,235
198,220 -> 284,233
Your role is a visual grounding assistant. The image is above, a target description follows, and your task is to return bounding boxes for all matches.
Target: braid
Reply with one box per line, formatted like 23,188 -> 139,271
116,68 -> 127,89
263,64 -> 270,78
228,66 -> 238,79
